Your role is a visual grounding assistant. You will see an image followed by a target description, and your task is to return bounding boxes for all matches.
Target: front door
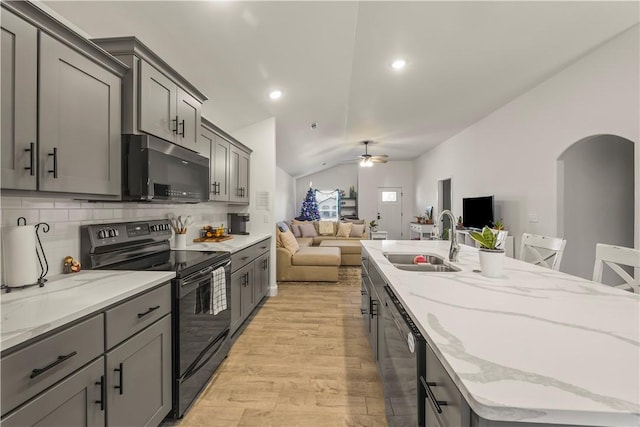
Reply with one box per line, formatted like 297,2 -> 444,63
377,187 -> 403,239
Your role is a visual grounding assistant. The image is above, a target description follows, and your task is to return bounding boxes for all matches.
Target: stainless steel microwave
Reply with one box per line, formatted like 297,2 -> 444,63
121,134 -> 209,203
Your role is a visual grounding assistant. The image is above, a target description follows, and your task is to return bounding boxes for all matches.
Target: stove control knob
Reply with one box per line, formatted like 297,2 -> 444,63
98,230 -> 106,239
114,229 -> 119,237
108,229 -> 116,238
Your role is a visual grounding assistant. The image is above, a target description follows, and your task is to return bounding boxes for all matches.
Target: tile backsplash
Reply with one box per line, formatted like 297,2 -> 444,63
1,196 -> 232,278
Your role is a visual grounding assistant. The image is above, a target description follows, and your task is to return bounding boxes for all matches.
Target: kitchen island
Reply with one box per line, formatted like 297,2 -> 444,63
361,239 -> 639,426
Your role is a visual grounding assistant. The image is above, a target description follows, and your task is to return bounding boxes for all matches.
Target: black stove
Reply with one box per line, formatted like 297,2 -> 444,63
99,249 -> 228,278
80,219 -> 232,419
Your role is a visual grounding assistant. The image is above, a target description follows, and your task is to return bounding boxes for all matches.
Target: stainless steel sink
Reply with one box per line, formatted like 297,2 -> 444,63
383,253 -> 460,272
384,253 -> 446,265
393,264 -> 460,272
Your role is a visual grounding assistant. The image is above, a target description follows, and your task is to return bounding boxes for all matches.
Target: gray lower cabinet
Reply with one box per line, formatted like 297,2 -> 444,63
0,3 -> 126,197
230,238 -> 271,335
1,358 -> 105,427
255,252 -> 270,301
105,315 -> 172,427
231,262 -> 254,335
0,282 -> 172,427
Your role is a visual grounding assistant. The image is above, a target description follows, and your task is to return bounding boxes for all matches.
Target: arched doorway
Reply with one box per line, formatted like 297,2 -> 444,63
557,135 -> 635,284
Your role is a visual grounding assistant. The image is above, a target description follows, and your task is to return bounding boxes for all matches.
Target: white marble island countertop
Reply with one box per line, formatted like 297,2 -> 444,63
361,240 -> 640,426
180,232 -> 272,253
1,270 -> 175,353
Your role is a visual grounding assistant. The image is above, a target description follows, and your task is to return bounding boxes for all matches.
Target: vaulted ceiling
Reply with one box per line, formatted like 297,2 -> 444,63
42,1 -> 639,178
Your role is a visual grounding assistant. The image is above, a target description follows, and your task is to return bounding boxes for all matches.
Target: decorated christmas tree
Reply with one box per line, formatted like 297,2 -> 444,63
297,188 -> 320,221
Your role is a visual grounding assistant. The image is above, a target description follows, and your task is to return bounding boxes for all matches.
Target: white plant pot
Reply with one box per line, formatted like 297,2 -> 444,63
478,249 -> 505,278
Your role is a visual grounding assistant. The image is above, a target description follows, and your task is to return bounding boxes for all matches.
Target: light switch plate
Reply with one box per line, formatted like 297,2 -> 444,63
528,213 -> 539,223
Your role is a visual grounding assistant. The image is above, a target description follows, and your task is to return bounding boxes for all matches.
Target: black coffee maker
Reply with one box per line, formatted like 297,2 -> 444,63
228,213 -> 250,235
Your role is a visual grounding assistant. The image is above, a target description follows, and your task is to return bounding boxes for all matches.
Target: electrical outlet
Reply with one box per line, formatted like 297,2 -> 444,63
528,213 -> 539,223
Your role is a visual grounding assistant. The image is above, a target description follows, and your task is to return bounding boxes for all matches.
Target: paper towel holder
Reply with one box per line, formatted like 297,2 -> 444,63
3,218 -> 50,293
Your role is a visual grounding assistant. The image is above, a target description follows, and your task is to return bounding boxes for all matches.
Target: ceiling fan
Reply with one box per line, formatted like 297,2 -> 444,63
358,141 -> 388,167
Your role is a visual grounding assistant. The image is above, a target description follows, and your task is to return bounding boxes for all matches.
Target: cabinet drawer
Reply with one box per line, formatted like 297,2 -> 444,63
231,246 -> 255,272
105,283 -> 171,349
1,315 -> 104,416
424,343 -> 469,427
253,237 -> 271,257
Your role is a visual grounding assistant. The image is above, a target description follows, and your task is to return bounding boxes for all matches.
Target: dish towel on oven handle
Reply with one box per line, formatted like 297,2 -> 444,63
210,266 -> 227,315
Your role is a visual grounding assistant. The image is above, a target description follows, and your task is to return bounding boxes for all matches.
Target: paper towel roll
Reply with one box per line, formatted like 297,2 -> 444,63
2,225 -> 39,287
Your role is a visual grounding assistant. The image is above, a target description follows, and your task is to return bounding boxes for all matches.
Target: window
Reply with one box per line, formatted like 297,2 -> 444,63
315,190 -> 339,221
381,191 -> 397,202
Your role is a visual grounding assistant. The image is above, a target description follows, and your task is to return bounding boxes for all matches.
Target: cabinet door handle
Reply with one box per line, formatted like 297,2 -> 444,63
360,290 -> 367,295
48,147 -> 58,178
25,142 -> 35,176
30,351 -> 77,378
370,300 -> 377,318
420,376 -> 448,414
172,115 -> 179,134
114,363 -> 124,395
216,182 -> 221,195
179,119 -> 185,137
360,308 -> 367,315
137,305 -> 160,319
95,375 -> 105,411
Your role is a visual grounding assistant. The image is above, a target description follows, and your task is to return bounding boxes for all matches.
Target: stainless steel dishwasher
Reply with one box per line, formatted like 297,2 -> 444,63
382,285 -> 426,427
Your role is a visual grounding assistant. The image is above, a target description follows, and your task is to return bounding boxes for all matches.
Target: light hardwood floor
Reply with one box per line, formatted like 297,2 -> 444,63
176,269 -> 388,427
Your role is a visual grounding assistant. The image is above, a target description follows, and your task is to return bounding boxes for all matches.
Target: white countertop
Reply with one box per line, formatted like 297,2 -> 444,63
0,270 -> 175,352
361,240 -> 640,426
181,232 -> 272,253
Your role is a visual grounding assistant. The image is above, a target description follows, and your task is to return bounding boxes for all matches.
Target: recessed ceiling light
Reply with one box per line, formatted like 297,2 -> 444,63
269,90 -> 283,100
391,59 -> 406,70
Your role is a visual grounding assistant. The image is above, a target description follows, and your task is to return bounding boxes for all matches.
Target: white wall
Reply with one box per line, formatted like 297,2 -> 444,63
275,166 -> 295,222
231,117 -> 278,295
414,25 -> 640,260
358,161 -> 415,239
558,135 -> 634,281
294,164 -> 358,218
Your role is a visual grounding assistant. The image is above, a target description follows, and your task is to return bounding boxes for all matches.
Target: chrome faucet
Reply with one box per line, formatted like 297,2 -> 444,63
437,210 -> 460,262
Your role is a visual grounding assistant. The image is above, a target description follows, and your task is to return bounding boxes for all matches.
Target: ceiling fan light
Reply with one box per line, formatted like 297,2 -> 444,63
360,157 -> 373,167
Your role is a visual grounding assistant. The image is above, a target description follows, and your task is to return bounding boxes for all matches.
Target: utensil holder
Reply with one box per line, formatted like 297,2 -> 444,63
175,233 -> 187,249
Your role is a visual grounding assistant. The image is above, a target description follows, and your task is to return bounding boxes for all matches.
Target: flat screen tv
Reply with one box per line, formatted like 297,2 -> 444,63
462,196 -> 494,230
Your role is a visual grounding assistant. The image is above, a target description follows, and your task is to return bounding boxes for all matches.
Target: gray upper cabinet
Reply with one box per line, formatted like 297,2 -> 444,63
0,2 -> 127,197
1,10 -> 37,190
139,60 -> 177,143
39,33 -> 121,195
201,117 -> 250,203
92,37 -> 207,151
229,144 -> 250,204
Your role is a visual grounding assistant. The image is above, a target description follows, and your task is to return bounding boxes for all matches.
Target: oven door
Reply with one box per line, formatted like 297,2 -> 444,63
173,260 -> 231,417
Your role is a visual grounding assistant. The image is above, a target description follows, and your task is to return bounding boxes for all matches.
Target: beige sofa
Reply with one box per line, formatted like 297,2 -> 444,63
290,220 -> 365,266
275,226 -> 341,281
275,220 -> 367,281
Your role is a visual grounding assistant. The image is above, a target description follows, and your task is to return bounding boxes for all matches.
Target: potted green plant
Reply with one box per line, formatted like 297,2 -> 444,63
492,220 -> 505,231
369,220 -> 378,232
469,226 -> 505,278
456,216 -> 464,229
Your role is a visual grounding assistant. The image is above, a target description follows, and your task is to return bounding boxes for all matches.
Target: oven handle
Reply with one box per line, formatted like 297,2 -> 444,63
180,260 -> 230,288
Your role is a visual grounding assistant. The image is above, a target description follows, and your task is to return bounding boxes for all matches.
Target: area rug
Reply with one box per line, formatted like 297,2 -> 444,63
277,266 -> 361,287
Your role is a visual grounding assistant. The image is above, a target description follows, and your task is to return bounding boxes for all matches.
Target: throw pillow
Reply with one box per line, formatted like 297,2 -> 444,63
318,221 -> 334,236
291,224 -> 302,237
279,229 -> 300,255
299,223 -> 318,237
336,222 -> 353,238
350,223 -> 365,237
276,221 -> 289,232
